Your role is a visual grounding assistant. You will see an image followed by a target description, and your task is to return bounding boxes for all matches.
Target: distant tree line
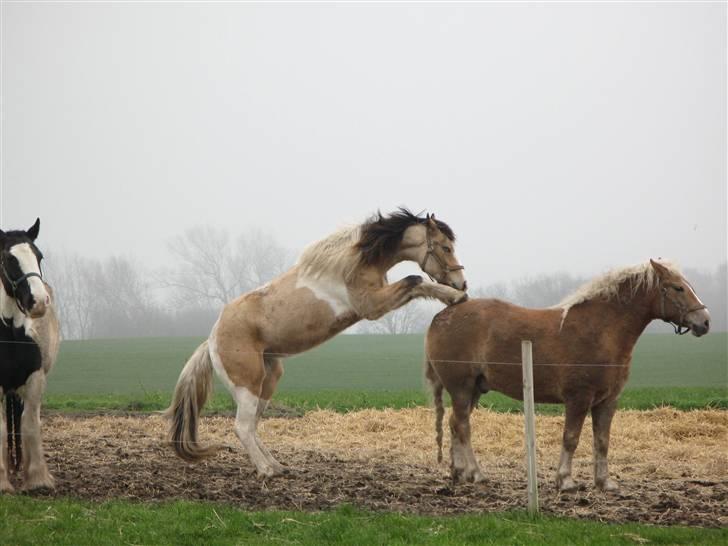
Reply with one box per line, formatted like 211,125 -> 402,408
44,228 -> 727,339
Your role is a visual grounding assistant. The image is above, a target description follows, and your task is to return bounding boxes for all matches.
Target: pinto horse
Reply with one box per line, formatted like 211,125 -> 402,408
167,209 -> 468,477
425,259 -> 710,491
0,219 -> 60,492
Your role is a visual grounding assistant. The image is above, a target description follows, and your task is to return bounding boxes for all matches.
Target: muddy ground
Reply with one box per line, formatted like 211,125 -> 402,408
11,409 -> 728,528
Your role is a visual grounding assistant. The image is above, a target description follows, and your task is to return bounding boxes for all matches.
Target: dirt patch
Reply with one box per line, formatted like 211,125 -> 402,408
12,408 -> 728,527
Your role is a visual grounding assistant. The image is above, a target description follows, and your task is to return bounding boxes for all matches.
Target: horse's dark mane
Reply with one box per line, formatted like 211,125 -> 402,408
356,208 -> 455,267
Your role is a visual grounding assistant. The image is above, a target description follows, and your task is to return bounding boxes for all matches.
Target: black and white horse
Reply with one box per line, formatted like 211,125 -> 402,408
0,219 -> 60,492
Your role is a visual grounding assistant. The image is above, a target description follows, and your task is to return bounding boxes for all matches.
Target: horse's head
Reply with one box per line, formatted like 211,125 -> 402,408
650,259 -> 710,337
412,214 -> 467,291
0,218 -> 51,319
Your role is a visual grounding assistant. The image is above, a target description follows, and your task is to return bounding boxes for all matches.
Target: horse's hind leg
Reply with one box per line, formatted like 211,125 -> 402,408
591,398 -> 618,491
19,371 -> 54,490
252,356 -> 286,473
0,390 -> 15,493
209,331 -> 284,477
556,399 -> 590,493
449,394 -> 484,484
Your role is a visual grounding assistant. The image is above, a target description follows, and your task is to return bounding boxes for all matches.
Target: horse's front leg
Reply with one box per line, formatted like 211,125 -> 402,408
414,280 -> 468,306
19,371 -> 54,491
0,390 -> 14,493
556,399 -> 590,493
356,276 -> 466,320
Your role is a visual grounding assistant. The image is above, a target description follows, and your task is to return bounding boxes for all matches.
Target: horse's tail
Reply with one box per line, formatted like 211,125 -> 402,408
5,392 -> 23,471
164,341 -> 218,461
424,358 -> 445,464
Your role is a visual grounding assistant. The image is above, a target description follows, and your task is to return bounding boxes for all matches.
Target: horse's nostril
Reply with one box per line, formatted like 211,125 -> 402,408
462,281 -> 468,291
704,320 -> 710,328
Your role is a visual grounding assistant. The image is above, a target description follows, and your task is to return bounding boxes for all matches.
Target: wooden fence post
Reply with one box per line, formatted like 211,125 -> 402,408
521,340 -> 539,515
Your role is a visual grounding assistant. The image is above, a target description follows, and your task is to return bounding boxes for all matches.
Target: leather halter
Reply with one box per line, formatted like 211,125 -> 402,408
419,228 -> 464,283
658,283 -> 707,335
0,252 -> 43,316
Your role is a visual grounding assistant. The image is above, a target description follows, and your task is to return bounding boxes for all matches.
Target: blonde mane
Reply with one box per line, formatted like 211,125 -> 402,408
296,225 -> 363,280
555,260 -> 681,325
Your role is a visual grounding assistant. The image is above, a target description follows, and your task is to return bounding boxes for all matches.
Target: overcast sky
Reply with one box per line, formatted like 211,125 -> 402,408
2,2 -> 726,288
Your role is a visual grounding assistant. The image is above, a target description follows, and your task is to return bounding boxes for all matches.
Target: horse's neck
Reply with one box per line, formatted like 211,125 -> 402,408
575,286 -> 655,348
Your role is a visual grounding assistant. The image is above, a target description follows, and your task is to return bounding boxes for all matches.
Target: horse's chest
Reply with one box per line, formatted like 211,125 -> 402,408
0,321 -> 42,392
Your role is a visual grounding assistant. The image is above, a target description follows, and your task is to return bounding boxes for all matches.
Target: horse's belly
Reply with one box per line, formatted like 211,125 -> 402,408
482,365 -> 564,404
266,311 -> 359,355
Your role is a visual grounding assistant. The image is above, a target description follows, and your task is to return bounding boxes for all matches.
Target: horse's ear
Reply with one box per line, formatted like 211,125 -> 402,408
27,218 -> 40,241
426,214 -> 438,230
650,259 -> 670,279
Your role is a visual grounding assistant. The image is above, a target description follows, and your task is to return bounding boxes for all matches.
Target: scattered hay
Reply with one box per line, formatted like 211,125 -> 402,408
20,408 -> 728,527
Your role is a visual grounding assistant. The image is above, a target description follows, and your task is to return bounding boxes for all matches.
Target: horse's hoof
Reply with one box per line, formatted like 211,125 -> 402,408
23,472 -> 55,492
0,480 -> 15,494
257,463 -> 289,478
466,470 -> 485,484
23,479 -> 55,492
596,478 -> 619,492
557,476 -> 578,493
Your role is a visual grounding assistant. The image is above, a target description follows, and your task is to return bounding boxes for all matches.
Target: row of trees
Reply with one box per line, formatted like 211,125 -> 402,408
46,227 -> 292,339
44,226 -> 727,339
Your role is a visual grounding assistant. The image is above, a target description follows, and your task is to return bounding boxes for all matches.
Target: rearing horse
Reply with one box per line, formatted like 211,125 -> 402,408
0,219 -> 60,492
167,209 -> 468,477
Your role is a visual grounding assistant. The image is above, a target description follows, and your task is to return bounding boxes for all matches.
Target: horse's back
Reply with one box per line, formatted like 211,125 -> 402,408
428,298 -> 562,356
426,298 -> 568,403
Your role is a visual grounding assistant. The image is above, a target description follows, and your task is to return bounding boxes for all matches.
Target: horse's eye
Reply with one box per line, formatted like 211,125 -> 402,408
673,286 -> 684,292
443,247 -> 452,254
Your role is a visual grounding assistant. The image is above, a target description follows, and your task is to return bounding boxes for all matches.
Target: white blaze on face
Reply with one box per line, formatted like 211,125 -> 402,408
296,274 -> 353,317
681,276 -> 706,307
9,243 -> 49,306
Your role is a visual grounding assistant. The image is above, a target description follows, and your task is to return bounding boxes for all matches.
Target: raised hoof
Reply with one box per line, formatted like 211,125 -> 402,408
557,476 -> 578,493
596,478 -> 619,492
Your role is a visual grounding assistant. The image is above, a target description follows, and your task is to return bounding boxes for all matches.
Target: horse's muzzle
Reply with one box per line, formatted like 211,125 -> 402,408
687,309 -> 711,337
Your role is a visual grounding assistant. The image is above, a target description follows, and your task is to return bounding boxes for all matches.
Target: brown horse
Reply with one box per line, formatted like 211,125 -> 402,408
425,259 -> 710,492
167,209 -> 468,477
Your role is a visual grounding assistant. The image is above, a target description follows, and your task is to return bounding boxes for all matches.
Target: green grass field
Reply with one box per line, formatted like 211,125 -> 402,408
2,497 -> 726,546
44,333 -> 727,413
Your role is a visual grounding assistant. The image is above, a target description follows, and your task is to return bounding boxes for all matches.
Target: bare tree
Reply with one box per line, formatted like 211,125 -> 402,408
511,273 -> 585,308
470,281 -> 510,300
44,252 -> 95,339
359,300 -> 438,335
164,225 -> 292,310
165,226 -> 241,308
233,229 -> 294,290
88,256 -> 166,338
